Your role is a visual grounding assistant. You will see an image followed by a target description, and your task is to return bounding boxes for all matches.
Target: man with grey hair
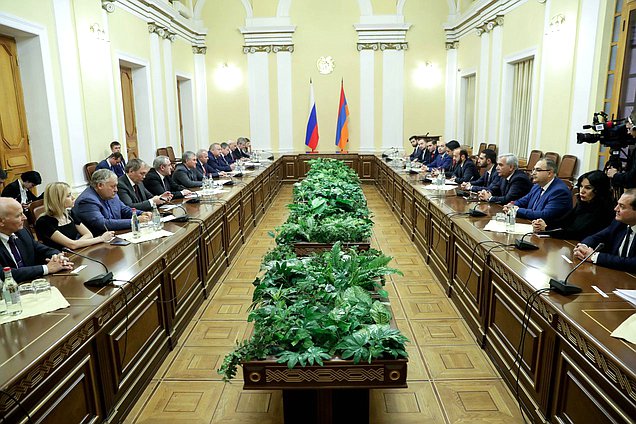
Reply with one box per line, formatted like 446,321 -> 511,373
73,169 -> 150,235
117,158 -> 171,211
478,153 -> 532,204
234,137 -> 250,160
208,143 -> 233,173
196,148 -> 219,178
173,151 -> 204,188
145,155 -> 191,199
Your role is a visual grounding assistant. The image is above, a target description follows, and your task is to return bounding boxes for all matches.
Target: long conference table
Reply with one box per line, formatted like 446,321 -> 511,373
0,153 -> 635,424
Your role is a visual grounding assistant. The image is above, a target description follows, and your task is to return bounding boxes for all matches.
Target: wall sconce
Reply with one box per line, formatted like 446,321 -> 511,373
547,14 -> 565,34
90,23 -> 106,41
213,63 -> 243,91
412,61 -> 442,89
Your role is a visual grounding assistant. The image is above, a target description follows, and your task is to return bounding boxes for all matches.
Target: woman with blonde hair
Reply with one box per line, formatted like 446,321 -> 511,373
35,182 -> 114,250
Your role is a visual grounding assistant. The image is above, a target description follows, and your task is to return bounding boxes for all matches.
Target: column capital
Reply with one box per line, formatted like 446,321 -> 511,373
148,23 -> 176,41
445,41 -> 460,50
354,22 -> 411,51
476,16 -> 504,36
101,0 -> 116,13
192,46 -> 207,55
240,25 -> 296,54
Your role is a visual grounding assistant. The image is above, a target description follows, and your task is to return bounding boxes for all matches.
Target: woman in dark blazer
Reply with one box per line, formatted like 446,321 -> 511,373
532,170 -> 615,240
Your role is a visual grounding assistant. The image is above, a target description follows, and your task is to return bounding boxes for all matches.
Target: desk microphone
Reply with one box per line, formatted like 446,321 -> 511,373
171,204 -> 190,222
62,247 -> 113,287
515,228 -> 563,250
468,202 -> 487,217
549,243 -> 605,295
381,147 -> 398,160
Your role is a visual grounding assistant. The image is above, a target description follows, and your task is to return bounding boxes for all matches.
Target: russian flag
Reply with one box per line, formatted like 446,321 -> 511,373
305,80 -> 319,151
335,79 -> 349,151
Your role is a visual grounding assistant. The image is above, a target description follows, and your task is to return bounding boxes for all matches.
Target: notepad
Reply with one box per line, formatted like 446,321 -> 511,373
611,313 -> 636,344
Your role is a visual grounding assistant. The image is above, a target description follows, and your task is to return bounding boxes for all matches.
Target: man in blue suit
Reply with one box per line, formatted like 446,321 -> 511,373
574,189 -> 636,272
461,148 -> 500,192
505,158 -> 572,223
208,143 -> 234,173
479,153 -> 532,204
73,169 -> 150,236
426,140 -> 459,172
96,152 -> 124,177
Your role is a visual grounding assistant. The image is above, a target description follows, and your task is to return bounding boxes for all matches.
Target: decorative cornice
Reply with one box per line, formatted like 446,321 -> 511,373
102,0 -> 116,13
192,46 -> 207,55
354,23 -> 411,50
475,16 -> 504,36
240,25 -> 296,54
445,41 -> 460,50
444,0 -> 519,42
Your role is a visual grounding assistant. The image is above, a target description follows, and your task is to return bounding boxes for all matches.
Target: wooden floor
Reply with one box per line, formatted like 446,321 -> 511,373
125,184 -> 524,424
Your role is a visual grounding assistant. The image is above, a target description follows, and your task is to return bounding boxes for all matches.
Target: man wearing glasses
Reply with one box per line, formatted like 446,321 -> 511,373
504,158 -> 572,223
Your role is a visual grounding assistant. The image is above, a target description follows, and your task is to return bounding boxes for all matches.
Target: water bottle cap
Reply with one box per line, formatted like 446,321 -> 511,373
3,267 -> 10,272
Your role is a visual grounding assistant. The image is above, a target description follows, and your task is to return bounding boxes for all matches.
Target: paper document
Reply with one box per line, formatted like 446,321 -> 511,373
483,220 -> 534,235
0,287 -> 70,325
614,289 -> 636,307
118,229 -> 174,243
421,185 -> 456,191
160,204 -> 178,211
611,313 -> 636,344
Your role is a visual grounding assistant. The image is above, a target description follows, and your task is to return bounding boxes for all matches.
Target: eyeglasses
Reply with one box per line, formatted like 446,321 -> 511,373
532,168 -> 550,173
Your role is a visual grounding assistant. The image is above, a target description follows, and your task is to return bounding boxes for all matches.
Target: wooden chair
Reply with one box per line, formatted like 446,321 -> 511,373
83,162 -> 98,183
156,147 -> 168,157
486,143 -> 497,154
525,150 -> 543,172
26,199 -> 45,240
544,151 -> 560,168
477,142 -> 486,155
557,154 -> 577,181
166,146 -> 177,163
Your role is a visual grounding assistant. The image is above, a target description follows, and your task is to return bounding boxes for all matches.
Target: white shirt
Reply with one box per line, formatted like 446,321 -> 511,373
591,224 -> 636,263
540,177 -> 555,197
127,175 -> 154,206
0,232 -> 48,275
18,179 -> 28,204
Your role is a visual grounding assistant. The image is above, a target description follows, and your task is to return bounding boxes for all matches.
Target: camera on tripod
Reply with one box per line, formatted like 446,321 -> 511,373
576,111 -> 634,149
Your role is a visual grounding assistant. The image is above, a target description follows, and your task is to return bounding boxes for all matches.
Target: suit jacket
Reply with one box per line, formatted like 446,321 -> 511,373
409,147 -> 421,162
488,169 -> 533,205
95,159 -> 123,176
581,220 -> 636,272
223,153 -> 236,165
208,155 -> 232,172
513,178 -> 572,222
1,180 -> 41,203
0,228 -> 60,283
451,159 -> 479,183
72,186 -> 136,235
196,160 -> 219,178
173,163 -> 203,188
236,148 -> 250,159
117,175 -> 154,211
231,149 -> 243,161
144,168 -> 184,199
470,167 -> 501,192
427,153 -> 452,171
421,149 -> 437,165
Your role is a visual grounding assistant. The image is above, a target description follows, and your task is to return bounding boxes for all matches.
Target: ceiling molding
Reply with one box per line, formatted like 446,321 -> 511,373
443,0 -> 527,42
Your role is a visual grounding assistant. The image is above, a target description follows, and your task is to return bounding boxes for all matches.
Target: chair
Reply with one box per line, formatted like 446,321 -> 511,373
486,143 -> 497,154
525,150 -> 543,172
557,154 -> 577,181
166,146 -> 177,163
26,199 -> 45,240
156,147 -> 168,157
477,143 -> 486,155
544,151 -> 560,168
83,162 -> 98,183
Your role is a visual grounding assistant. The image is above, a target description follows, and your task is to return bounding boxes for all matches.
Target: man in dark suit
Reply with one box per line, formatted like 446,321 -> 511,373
449,149 -> 479,183
197,149 -> 219,178
110,141 -> 126,177
506,158 -> 572,223
117,159 -> 171,211
73,169 -> 150,235
479,153 -> 532,204
95,152 -> 124,177
174,151 -> 204,188
220,142 -> 236,165
1,171 -> 43,204
462,148 -> 500,192
419,139 -> 438,165
426,140 -> 459,172
0,198 -> 73,282
574,189 -> 636,272
235,137 -> 251,159
145,156 -> 192,199
407,136 -> 420,161
208,143 -> 233,173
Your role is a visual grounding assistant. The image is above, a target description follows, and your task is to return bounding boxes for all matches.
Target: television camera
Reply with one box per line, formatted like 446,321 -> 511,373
577,111 -> 635,169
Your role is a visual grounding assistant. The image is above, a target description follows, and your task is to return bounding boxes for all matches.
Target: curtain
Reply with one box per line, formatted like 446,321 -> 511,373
463,74 -> 476,147
510,58 -> 534,159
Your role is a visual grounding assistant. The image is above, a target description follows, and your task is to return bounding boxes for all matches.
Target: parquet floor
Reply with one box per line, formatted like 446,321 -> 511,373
125,184 -> 524,424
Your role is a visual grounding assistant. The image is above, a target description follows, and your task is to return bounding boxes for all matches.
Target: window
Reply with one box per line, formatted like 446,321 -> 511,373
509,58 -> 534,159
462,74 -> 476,147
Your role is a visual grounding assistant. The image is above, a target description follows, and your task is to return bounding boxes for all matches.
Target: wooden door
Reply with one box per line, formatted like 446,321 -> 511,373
176,79 -> 184,154
0,35 -> 34,185
120,66 -> 138,159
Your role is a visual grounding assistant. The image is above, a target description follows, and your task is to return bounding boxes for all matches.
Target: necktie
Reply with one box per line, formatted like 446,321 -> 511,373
8,235 -> 24,268
134,184 -> 141,200
164,177 -> 170,192
621,227 -> 632,257
501,179 -> 509,195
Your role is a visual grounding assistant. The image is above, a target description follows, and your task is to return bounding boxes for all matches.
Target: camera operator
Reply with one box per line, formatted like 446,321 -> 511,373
607,112 -> 636,188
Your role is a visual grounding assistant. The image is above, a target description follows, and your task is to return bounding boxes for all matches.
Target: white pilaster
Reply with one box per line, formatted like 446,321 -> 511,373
476,32 -> 490,145
382,49 -> 405,149
568,0 -> 601,168
163,38 -> 178,151
247,52 -> 271,150
193,51 -> 209,149
359,49 -> 375,152
276,50 -> 293,152
488,24 -> 503,148
444,44 -> 458,142
149,31 -> 166,148
52,0 -> 87,186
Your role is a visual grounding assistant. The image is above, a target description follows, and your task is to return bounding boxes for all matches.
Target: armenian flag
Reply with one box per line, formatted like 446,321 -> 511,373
305,80 -> 319,151
335,79 -> 349,151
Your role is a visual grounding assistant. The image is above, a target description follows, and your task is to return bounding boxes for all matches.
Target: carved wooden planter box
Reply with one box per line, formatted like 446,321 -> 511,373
293,240 -> 371,256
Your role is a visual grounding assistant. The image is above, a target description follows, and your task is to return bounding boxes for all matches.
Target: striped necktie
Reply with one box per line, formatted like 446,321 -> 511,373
8,235 -> 24,268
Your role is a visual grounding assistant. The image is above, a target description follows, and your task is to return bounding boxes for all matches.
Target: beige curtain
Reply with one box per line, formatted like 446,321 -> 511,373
510,58 -> 534,159
463,75 -> 476,147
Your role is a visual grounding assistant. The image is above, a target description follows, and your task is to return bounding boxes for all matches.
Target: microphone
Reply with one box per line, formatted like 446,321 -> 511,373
515,228 -> 564,250
549,242 -> 605,295
381,147 -> 398,159
582,124 -> 593,130
468,202 -> 487,217
62,247 -> 113,287
171,204 -> 190,222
